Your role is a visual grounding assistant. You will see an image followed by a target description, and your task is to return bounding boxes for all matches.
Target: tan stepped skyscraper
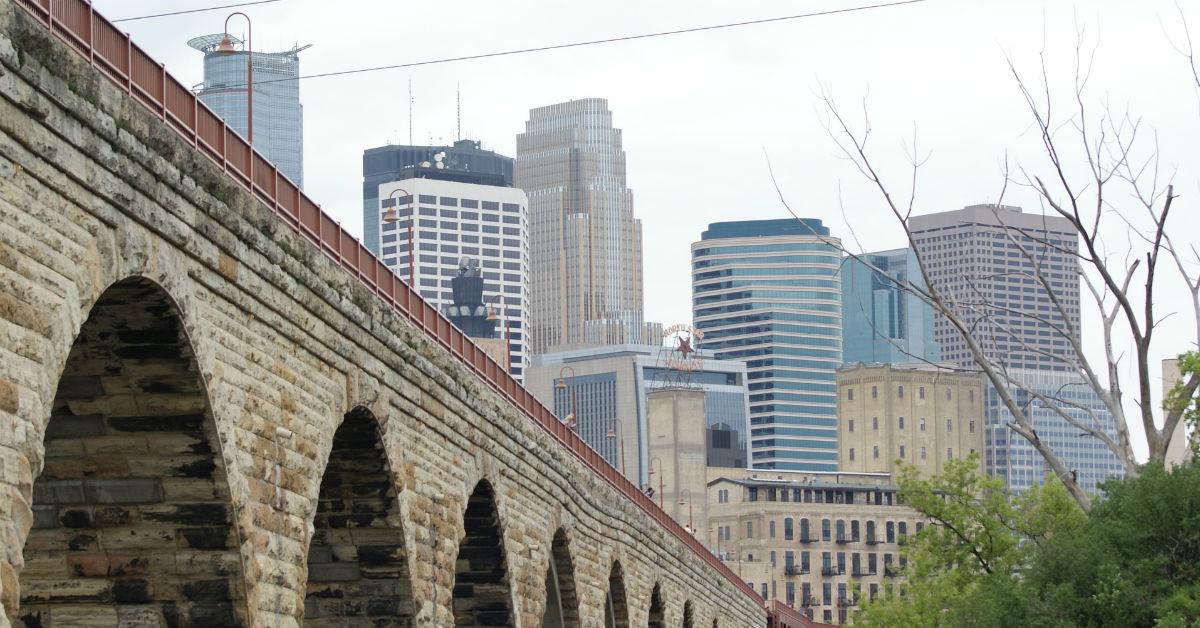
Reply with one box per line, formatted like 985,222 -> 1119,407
516,98 -> 660,355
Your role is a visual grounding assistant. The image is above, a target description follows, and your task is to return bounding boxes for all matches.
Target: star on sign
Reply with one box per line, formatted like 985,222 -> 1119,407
676,335 -> 693,359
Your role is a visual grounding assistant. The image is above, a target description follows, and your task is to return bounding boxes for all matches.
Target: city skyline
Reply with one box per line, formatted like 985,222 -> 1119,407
5,1 -> 1196,626
96,0 -> 1200,461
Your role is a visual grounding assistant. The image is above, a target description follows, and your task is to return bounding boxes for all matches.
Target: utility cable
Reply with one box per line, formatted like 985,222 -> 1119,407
238,0 -> 929,86
112,0 -> 282,23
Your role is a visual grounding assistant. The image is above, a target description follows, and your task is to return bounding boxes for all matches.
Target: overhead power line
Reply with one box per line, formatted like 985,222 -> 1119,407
112,0 -> 282,23
240,0 -> 930,86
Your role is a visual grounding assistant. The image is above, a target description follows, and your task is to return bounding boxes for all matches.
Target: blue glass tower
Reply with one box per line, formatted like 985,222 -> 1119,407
691,219 -> 843,471
840,248 -> 940,365
190,35 -> 306,187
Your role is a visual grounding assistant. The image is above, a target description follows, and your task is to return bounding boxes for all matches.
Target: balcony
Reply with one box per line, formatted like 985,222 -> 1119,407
865,536 -> 881,545
784,565 -> 810,576
835,536 -> 850,545
851,568 -> 875,578
798,534 -> 818,544
820,566 -> 844,577
800,595 -> 819,608
884,566 -> 900,578
838,596 -> 859,608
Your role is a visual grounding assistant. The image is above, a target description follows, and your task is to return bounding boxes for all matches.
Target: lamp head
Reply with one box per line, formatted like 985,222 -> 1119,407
216,34 -> 238,55
382,208 -> 399,223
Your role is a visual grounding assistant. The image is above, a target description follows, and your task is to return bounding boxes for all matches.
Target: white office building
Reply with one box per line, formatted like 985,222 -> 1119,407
377,178 -> 530,378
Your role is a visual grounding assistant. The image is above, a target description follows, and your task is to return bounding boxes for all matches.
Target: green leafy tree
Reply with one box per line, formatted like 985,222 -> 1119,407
854,454 -> 1085,627
857,460 -> 1200,628
1165,351 -> 1200,461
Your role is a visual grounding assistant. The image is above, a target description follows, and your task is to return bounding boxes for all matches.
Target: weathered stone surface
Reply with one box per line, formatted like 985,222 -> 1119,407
0,1 -> 765,626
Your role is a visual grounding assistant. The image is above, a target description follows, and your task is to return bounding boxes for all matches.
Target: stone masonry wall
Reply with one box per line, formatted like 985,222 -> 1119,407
0,1 -> 765,626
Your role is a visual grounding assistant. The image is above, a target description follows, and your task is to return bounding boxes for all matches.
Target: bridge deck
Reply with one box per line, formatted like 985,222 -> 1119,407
10,0 -> 761,608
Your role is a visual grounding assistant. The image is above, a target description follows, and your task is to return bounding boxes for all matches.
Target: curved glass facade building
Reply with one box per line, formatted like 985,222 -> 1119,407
191,35 -> 305,186
691,219 -> 843,471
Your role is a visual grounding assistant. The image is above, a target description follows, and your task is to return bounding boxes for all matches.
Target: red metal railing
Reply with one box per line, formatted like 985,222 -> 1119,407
768,600 -> 826,628
11,0 -> 764,607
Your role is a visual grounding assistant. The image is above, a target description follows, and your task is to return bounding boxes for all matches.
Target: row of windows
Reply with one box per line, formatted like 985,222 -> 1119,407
382,220 -> 522,237
695,289 -> 841,306
743,486 -> 896,506
381,196 -> 521,213
693,255 -> 838,269
846,385 -> 976,403
846,417 -> 976,433
693,243 -> 839,256
849,445 -> 968,461
736,516 -> 920,545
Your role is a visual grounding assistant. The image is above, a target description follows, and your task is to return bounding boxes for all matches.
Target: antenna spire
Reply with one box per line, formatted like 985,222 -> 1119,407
408,76 -> 413,145
456,83 -> 461,141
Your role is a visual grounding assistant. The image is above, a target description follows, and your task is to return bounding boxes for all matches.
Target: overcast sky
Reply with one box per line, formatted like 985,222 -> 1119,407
94,0 -> 1199,459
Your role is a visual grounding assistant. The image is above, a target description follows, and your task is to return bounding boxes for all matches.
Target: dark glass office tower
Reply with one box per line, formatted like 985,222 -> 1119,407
362,140 -> 513,255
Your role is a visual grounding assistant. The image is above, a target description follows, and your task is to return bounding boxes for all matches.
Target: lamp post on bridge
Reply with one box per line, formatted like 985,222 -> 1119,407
486,294 -> 510,371
605,417 -> 626,477
381,187 -> 414,286
648,456 -> 664,510
678,488 -> 694,532
554,366 -> 577,430
216,13 -> 252,145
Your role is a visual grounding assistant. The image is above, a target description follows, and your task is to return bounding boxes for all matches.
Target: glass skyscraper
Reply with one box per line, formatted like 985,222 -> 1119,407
516,98 -> 659,355
840,248 -> 940,365
985,369 -> 1126,494
189,35 -> 306,186
691,219 -> 843,471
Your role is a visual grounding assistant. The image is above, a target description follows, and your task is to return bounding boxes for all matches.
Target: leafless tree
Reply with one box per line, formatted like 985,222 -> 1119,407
781,21 -> 1200,511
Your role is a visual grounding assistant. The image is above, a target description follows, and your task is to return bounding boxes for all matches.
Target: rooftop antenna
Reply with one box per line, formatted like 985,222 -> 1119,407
408,76 -> 413,145
456,83 -> 461,141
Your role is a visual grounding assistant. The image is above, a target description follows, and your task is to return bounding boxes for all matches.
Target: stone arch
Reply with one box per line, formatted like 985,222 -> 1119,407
451,479 -> 514,627
14,276 -> 248,626
540,527 -> 580,627
681,600 -> 695,628
304,406 -> 414,625
603,560 -> 630,628
647,582 -> 666,628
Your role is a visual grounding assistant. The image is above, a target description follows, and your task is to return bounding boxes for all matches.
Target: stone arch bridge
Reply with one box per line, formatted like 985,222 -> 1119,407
0,0 -> 778,625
